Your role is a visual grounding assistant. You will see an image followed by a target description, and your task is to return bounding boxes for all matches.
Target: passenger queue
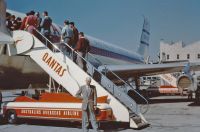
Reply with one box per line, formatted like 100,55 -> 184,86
6,10 -> 90,70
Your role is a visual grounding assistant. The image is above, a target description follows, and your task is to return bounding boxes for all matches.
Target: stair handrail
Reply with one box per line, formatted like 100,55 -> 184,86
86,53 -> 104,66
102,64 -> 149,113
86,52 -> 149,113
34,29 -> 149,113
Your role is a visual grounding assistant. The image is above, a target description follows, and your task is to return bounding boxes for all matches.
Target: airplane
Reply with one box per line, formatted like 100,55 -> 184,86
0,0 -> 199,96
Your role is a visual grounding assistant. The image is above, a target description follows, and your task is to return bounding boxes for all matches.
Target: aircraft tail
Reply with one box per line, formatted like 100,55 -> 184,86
137,17 -> 150,60
0,0 -> 14,44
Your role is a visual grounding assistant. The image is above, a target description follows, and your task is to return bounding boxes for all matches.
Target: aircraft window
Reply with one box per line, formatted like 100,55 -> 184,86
177,54 -> 179,60
152,77 -> 157,80
167,54 -> 169,59
197,54 -> 200,59
187,54 -> 190,59
147,77 -> 151,80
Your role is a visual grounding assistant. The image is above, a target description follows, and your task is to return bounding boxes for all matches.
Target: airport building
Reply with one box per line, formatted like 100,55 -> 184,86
155,40 -> 200,92
141,40 -> 200,94
160,40 -> 200,63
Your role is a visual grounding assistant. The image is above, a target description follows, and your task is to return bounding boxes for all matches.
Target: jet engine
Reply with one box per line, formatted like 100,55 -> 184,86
177,74 -> 193,89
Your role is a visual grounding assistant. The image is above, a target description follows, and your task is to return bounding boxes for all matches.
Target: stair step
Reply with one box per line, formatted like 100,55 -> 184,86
132,116 -> 142,124
136,122 -> 149,129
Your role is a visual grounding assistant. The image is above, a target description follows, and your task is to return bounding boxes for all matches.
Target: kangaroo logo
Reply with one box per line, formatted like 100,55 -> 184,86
15,36 -> 23,45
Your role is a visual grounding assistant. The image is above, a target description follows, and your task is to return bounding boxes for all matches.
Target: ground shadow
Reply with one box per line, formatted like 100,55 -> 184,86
188,102 -> 200,106
149,98 -> 191,104
20,119 -> 81,128
4,119 -> 132,131
24,120 -> 150,131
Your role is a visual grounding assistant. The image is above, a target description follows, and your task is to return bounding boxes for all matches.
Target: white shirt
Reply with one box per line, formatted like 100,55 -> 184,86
86,85 -> 90,91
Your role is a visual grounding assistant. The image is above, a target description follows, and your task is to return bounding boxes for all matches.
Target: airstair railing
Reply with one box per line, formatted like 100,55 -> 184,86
95,64 -> 149,114
87,51 -> 149,113
34,29 -> 149,114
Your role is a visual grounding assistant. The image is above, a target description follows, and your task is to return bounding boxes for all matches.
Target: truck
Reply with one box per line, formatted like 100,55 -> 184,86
2,92 -> 115,124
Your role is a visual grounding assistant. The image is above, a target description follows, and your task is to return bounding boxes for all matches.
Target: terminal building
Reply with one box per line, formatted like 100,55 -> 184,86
160,40 -> 200,63
141,40 -> 200,95
158,40 -> 200,92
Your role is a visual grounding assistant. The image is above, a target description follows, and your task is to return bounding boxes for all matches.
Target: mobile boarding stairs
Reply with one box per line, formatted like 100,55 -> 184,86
7,30 -> 149,129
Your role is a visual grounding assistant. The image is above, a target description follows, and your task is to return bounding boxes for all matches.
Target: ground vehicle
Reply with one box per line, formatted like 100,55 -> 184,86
3,92 -> 115,124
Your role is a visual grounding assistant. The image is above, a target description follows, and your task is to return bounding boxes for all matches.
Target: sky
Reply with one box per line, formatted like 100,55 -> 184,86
6,0 -> 200,60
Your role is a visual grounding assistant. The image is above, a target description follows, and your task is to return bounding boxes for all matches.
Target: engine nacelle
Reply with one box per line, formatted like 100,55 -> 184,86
177,74 -> 193,89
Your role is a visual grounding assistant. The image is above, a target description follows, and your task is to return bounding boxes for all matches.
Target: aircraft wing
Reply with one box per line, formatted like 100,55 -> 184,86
98,62 -> 200,80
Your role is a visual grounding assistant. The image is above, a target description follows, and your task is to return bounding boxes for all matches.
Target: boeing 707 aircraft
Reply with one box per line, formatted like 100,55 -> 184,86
0,0 -> 199,92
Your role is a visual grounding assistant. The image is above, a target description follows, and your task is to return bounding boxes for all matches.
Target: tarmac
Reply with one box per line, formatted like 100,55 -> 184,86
1,92 -> 200,132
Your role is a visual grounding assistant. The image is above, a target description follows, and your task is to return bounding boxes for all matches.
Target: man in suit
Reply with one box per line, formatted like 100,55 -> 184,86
76,77 -> 99,132
40,11 -> 52,40
40,11 -> 53,50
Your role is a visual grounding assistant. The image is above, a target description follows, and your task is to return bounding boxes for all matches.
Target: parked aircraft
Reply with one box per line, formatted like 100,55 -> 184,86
0,0 -> 199,94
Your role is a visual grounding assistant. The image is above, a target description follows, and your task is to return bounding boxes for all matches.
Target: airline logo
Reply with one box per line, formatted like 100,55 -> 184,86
17,108 -> 81,119
42,52 -> 66,77
18,109 -> 81,118
15,36 -> 23,46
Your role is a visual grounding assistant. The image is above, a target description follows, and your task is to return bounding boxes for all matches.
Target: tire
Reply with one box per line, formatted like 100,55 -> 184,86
7,110 -> 17,124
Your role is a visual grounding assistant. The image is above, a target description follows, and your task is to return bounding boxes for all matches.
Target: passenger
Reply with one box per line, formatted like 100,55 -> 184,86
70,22 -> 79,61
6,12 -> 12,30
74,32 -> 90,71
61,20 -> 73,54
35,12 -> 42,31
15,17 -> 22,30
50,25 -> 60,43
40,11 -> 52,41
69,22 -> 79,48
39,11 -> 53,50
75,77 -> 99,132
25,10 -> 38,35
10,16 -> 21,30
10,15 -> 17,30
20,12 -> 30,30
